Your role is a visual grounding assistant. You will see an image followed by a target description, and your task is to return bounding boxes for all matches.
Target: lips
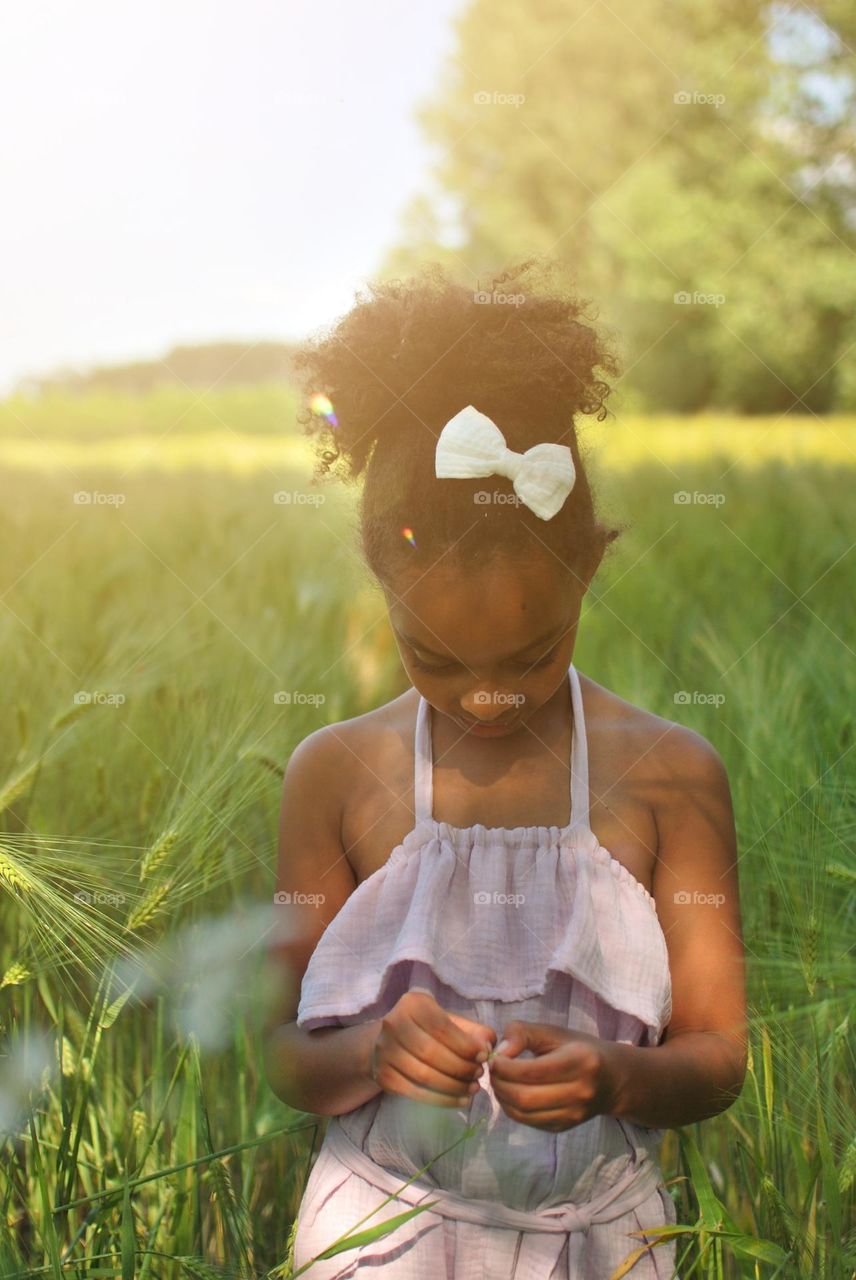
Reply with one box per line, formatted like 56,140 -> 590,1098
457,716 -> 519,732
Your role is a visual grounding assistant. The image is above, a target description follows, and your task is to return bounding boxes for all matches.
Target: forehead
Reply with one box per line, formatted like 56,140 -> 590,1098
384,558 -> 574,660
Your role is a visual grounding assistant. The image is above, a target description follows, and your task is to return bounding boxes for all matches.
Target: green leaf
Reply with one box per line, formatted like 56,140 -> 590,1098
121,1179 -> 136,1280
315,1202 -> 441,1259
715,1230 -> 790,1263
679,1128 -> 725,1227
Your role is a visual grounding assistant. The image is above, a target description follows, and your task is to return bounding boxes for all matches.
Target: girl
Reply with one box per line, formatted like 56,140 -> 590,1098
263,259 -> 748,1279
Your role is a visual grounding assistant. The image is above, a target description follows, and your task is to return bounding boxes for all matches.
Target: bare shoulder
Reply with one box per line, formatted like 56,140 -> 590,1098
287,686 -> 416,825
580,671 -> 732,805
582,675 -> 746,1055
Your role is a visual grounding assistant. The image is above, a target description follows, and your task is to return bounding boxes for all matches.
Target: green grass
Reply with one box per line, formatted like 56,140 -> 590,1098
0,411 -> 854,1278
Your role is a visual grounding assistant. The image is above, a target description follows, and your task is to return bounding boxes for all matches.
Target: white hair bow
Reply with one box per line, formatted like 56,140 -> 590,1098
434,405 -> 576,521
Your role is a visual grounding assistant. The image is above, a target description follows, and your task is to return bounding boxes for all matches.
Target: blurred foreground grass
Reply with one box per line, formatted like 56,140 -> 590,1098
0,409 -> 853,1278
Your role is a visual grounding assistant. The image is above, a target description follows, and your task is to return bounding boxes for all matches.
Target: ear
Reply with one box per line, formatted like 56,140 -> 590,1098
579,548 -> 604,594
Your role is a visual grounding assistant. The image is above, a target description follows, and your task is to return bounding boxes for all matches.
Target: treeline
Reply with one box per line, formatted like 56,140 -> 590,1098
379,0 -> 856,414
23,342 -> 302,396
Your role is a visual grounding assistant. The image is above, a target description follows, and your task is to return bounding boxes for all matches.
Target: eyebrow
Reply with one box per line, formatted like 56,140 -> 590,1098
398,619 -> 569,662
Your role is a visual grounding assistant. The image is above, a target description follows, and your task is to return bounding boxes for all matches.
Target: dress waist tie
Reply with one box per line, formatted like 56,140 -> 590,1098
324,1114 -> 664,1234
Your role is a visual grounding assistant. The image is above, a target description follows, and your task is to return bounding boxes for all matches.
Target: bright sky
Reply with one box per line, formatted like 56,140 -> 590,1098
0,1 -> 464,395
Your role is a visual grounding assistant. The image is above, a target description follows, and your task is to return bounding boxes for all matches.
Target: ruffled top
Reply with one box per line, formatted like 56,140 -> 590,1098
295,663 -> 673,1210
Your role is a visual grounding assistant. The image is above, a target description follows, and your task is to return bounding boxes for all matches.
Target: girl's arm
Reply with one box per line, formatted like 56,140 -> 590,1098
607,728 -> 748,1127
261,725 -> 384,1116
489,728 -> 747,1133
264,1019 -> 383,1117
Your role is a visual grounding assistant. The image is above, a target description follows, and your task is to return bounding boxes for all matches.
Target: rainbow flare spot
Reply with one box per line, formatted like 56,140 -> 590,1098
401,526 -> 417,548
309,392 -> 338,428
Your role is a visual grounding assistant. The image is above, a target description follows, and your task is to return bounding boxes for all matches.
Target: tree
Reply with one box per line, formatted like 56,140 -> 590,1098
378,0 -> 856,412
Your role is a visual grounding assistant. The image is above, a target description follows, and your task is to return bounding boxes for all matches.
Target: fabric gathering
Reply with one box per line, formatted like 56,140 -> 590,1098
290,663 -> 678,1279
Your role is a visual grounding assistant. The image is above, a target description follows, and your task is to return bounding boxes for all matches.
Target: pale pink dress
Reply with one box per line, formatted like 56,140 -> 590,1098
291,663 -> 678,1278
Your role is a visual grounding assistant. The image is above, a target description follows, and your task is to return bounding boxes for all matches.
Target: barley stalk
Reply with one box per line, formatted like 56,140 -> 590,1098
138,770 -> 161,826
0,760 -> 41,816
760,1173 -> 798,1251
140,830 -> 178,882
207,1156 -> 250,1235
124,878 -> 174,933
839,1135 -> 856,1194
175,1256 -> 228,1280
824,859 -> 856,882
802,910 -> 819,995
50,699 -> 97,732
1,961 -> 32,988
241,750 -> 284,779
0,848 -> 37,893
60,1035 -> 76,1075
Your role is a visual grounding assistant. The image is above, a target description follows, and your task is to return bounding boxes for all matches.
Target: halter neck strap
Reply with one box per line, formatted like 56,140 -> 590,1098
413,663 -> 590,831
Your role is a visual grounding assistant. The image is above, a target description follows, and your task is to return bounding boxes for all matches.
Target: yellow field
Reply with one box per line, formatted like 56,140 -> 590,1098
0,415 -> 853,472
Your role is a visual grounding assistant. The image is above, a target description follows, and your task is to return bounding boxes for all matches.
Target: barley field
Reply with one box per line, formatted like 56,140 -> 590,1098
0,394 -> 854,1279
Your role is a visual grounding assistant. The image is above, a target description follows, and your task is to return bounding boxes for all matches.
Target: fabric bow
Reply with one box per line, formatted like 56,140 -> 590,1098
434,405 -> 576,521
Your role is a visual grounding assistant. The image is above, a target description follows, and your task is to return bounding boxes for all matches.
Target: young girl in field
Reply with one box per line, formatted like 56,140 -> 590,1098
263,259 -> 748,1279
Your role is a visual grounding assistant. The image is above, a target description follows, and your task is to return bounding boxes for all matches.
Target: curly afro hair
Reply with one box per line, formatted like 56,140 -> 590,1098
293,257 -> 624,591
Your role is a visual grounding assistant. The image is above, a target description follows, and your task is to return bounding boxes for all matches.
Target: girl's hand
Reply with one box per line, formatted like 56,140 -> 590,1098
488,1020 -> 618,1132
370,991 -> 496,1108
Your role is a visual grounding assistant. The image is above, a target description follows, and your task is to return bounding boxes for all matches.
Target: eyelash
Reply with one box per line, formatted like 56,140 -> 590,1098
411,645 -> 560,675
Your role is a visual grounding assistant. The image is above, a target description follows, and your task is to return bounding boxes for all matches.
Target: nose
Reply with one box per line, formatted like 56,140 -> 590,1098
460,689 -> 519,724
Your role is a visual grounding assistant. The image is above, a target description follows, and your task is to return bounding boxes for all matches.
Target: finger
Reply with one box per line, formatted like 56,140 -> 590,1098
380,1053 -> 482,1108
415,1007 -> 493,1066
448,1012 -> 497,1048
495,1100 -> 578,1131
396,1022 -> 488,1086
491,1076 -> 576,1111
388,1025 -> 488,1092
490,1044 -> 596,1084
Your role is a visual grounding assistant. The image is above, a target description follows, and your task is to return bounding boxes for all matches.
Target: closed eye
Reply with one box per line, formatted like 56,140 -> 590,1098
411,644 -> 561,675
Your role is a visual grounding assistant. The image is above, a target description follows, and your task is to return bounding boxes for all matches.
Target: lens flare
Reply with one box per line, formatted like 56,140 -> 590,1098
401,526 -> 417,548
309,392 -> 338,427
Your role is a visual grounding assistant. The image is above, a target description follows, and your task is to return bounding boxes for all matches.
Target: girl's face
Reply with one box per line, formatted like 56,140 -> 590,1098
383,554 -> 592,739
